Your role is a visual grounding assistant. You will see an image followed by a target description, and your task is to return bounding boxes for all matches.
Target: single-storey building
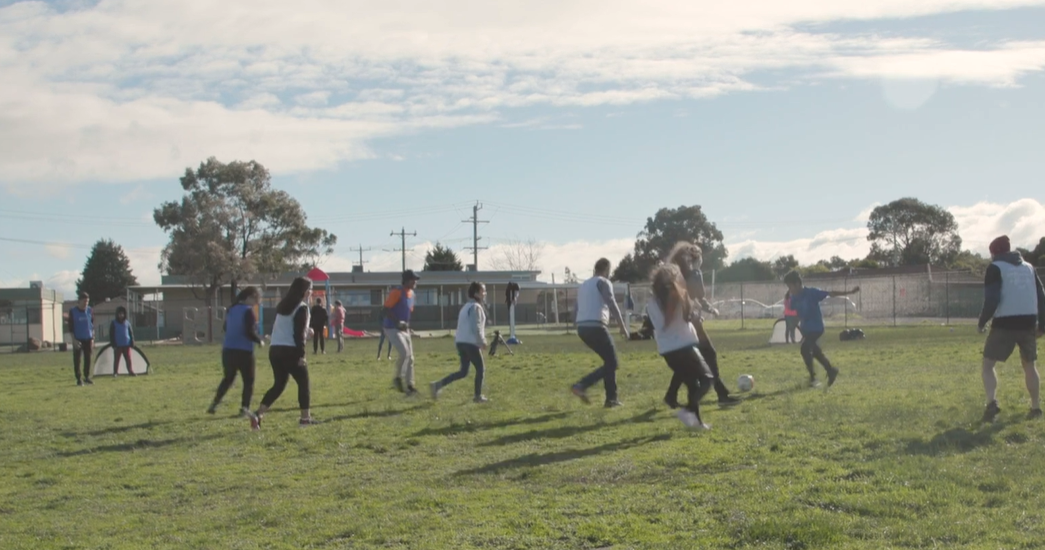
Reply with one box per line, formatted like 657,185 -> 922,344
0,282 -> 65,348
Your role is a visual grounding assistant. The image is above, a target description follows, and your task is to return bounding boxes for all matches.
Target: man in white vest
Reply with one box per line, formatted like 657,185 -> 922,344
978,235 -> 1045,422
571,258 -> 630,407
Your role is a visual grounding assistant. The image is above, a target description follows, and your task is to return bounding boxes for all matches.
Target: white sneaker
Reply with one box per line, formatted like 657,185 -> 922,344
676,409 -> 711,430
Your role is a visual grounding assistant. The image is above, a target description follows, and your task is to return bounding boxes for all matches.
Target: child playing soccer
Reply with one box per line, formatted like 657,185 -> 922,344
431,282 -> 489,403
783,271 -> 860,387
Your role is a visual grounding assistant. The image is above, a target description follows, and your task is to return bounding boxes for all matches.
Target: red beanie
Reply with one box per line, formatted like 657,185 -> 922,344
988,235 -> 1011,256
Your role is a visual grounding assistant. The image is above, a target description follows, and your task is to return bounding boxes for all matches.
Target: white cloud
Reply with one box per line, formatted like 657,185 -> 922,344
45,270 -> 80,296
44,243 -> 72,259
950,198 -> 1045,253
3,1 -> 1045,187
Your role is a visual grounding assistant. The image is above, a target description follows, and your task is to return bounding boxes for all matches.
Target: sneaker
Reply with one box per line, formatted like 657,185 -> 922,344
393,377 -> 404,393
663,397 -> 681,409
717,395 -> 741,407
299,417 -> 321,427
1028,408 -> 1043,420
113,372 -> 119,378
76,380 -> 83,387
84,378 -> 94,385
206,403 -> 218,415
128,372 -> 137,377
249,411 -> 262,431
604,399 -> 624,408
430,382 -> 441,400
808,378 -> 821,388
826,367 -> 839,387
405,387 -> 420,398
571,385 -> 591,405
473,395 -> 489,403
982,401 -> 1001,423
239,407 -> 253,418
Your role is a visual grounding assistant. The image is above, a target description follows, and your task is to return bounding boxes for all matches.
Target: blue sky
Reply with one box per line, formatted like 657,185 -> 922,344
1,1 -> 1044,295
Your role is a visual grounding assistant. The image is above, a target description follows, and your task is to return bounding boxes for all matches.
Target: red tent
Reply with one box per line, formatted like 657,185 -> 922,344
306,267 -> 329,282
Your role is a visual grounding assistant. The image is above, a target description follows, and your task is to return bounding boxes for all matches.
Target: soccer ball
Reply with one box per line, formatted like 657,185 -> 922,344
737,374 -> 754,393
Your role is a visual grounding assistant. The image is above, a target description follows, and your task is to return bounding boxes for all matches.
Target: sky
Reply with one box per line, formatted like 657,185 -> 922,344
1,0 -> 1044,296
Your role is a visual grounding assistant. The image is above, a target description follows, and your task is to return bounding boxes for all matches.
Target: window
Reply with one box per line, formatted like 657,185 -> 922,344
414,289 -> 438,306
337,291 -> 371,307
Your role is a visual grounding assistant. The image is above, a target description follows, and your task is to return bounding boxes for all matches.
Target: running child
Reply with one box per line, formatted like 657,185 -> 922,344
208,287 -> 263,416
783,270 -> 860,387
431,282 -> 489,403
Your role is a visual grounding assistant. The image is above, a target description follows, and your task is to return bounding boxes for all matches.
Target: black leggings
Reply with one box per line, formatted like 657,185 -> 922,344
214,348 -> 256,409
437,343 -> 486,397
800,331 -> 833,377
662,347 -> 715,421
72,339 -> 94,381
666,341 -> 729,402
261,346 -> 310,410
313,331 -> 325,354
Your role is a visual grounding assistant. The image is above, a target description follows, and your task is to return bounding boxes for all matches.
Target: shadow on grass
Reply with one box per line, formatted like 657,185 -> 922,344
60,419 -> 178,438
456,433 -> 672,476
479,408 -> 659,447
267,400 -> 369,413
57,433 -> 225,457
412,412 -> 572,437
734,383 -> 810,403
326,403 -> 431,422
902,418 -> 1018,456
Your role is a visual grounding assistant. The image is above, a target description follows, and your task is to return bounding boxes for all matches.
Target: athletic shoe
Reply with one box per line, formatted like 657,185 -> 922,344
239,407 -> 252,418
982,401 -> 1001,423
76,380 -> 83,387
717,395 -> 741,406
112,373 -> 118,378
430,382 -> 441,400
808,378 -> 821,388
249,411 -> 262,431
206,403 -> 218,415
473,395 -> 489,403
604,399 -> 624,408
393,377 -> 404,393
826,367 -> 840,387
299,417 -> 321,427
571,385 -> 591,405
128,372 -> 137,377
84,378 -> 94,385
1028,408 -> 1043,420
405,387 -> 420,398
663,397 -> 681,409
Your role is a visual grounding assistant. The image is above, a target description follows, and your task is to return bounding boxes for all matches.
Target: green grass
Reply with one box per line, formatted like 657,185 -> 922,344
1,325 -> 1043,549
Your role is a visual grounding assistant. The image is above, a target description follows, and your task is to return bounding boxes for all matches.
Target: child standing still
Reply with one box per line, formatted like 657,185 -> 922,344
331,300 -> 346,353
431,282 -> 489,403
783,271 -> 859,387
109,306 -> 136,376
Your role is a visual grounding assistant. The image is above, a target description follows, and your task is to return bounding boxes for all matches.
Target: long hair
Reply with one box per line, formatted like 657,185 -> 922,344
276,277 -> 312,316
665,241 -> 702,270
651,264 -> 691,326
467,281 -> 485,300
234,286 -> 259,305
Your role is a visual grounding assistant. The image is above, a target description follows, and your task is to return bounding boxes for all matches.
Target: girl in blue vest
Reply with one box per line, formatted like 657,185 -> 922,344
250,277 -> 320,429
68,292 -> 95,386
208,287 -> 263,416
109,306 -> 136,376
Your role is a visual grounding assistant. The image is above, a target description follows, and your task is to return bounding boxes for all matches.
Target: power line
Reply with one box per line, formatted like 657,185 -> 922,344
0,236 -> 94,249
388,227 -> 417,272
349,244 -> 372,271
462,201 -> 488,271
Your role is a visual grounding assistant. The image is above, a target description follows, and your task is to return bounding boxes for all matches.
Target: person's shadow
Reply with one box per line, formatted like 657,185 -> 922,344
455,433 -> 672,476
478,408 -> 659,447
901,418 -> 1019,457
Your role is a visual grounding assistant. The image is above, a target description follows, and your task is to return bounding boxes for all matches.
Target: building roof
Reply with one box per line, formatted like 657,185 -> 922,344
132,270 -> 545,292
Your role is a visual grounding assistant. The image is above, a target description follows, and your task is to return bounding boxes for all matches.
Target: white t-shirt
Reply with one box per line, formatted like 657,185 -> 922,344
646,295 -> 699,355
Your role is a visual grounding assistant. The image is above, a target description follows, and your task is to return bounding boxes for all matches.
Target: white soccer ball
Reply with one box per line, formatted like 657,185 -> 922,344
737,374 -> 754,393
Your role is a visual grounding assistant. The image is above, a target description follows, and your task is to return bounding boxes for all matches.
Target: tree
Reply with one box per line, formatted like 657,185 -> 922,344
950,250 -> 990,275
424,243 -> 463,271
772,255 -> 799,278
866,198 -> 961,266
610,254 -> 645,283
613,205 -> 727,282
1016,237 -> 1045,267
716,257 -> 775,283
489,238 -> 545,272
563,267 -> 581,284
75,239 -> 138,306
154,158 -> 336,304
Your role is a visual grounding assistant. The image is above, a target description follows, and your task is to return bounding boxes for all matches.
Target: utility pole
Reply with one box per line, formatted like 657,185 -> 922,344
390,228 -> 416,272
462,201 -> 488,271
349,244 -> 371,271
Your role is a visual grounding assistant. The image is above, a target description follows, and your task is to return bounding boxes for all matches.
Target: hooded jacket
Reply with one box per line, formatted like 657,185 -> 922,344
978,252 -> 1045,331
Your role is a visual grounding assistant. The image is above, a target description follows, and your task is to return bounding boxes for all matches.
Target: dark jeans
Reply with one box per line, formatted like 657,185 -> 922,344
377,332 -> 392,358
437,343 -> 486,397
785,316 -> 799,343
215,348 -> 256,409
666,341 -> 729,403
312,330 -> 325,354
113,346 -> 134,374
800,331 -> 832,377
575,325 -> 619,401
662,346 -> 715,421
72,339 -> 94,381
262,346 -> 311,410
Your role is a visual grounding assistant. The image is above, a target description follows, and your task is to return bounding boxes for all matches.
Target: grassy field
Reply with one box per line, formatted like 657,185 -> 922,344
1,322 -> 1043,549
